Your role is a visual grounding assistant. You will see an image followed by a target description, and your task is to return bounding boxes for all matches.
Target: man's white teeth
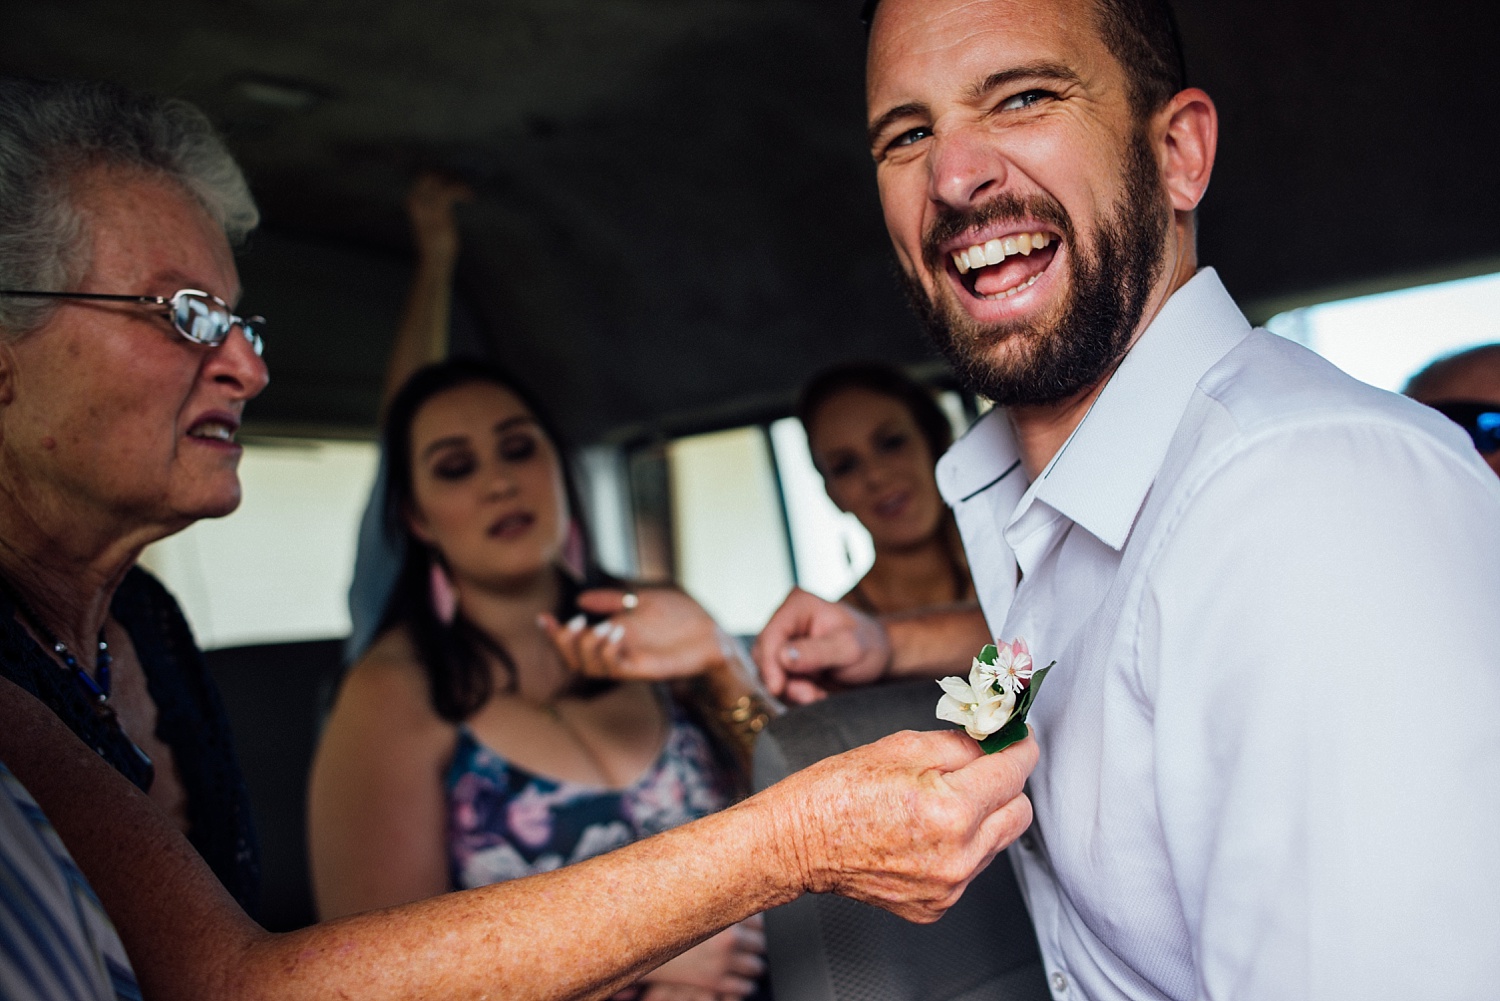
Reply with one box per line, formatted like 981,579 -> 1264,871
980,272 -> 1042,301
952,231 -> 1052,274
189,423 -> 234,442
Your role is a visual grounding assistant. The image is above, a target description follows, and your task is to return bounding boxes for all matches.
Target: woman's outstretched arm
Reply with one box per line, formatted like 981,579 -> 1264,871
0,675 -> 1035,1001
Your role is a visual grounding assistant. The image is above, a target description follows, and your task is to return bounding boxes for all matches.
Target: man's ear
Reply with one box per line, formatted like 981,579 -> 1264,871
1155,88 -> 1217,213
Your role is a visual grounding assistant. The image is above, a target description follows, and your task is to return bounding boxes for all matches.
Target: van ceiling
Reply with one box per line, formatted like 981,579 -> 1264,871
5,1 -> 1497,443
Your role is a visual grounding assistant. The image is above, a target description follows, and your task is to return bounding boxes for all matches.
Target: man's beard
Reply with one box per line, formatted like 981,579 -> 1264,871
900,128 -> 1171,407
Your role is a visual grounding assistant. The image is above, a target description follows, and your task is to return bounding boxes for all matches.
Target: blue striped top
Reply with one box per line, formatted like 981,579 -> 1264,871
0,761 -> 140,1001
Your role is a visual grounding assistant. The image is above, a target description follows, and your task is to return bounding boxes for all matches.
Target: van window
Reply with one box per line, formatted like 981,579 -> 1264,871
767,416 -> 875,604
662,426 -> 795,636
641,388 -> 973,636
1267,271 -> 1500,391
140,439 -> 379,649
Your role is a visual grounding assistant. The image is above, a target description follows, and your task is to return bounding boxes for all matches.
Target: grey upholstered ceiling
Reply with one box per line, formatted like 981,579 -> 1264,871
5,1 -> 1497,442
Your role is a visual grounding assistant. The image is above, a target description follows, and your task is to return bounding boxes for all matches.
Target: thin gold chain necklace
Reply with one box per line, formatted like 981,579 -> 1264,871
532,697 -> 618,788
531,685 -> 670,790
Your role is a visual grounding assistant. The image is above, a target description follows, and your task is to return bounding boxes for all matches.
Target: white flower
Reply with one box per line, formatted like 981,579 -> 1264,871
935,662 -> 1017,740
991,639 -> 1034,696
969,654 -> 1001,687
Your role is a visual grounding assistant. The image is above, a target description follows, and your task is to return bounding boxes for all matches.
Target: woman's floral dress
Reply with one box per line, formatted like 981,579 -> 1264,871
446,699 -> 734,887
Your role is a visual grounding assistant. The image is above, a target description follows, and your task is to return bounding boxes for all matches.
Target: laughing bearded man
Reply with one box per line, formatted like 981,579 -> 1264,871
754,0 -> 1500,997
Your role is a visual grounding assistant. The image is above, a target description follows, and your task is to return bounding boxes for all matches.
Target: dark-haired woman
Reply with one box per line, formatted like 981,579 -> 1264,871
797,363 -> 975,616
309,360 -> 771,1001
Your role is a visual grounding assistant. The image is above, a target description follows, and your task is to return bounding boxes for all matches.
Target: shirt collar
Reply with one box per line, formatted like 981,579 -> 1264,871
937,268 -> 1251,548
938,407 -> 1023,507
1028,267 -> 1250,550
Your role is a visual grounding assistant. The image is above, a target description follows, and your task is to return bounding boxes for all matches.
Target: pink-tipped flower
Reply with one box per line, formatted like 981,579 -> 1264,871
992,638 -> 1034,695
937,637 -> 1053,753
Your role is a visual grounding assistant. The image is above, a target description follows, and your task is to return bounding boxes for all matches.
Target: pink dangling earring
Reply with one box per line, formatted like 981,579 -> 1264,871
561,518 -> 587,578
429,559 -> 458,625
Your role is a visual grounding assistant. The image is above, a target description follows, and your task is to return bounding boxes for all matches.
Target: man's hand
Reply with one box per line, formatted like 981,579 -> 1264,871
752,588 -> 892,703
758,729 -> 1037,923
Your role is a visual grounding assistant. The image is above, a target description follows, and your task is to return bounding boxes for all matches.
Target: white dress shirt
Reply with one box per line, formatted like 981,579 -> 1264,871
937,269 -> 1500,1001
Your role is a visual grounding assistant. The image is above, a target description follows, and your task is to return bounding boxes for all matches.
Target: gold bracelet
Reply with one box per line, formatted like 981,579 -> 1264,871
721,693 -> 772,741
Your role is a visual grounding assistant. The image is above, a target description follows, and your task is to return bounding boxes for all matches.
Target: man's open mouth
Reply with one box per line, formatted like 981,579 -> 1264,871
949,231 -> 1059,301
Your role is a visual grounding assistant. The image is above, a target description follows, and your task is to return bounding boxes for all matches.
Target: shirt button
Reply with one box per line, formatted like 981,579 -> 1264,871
1051,972 -> 1069,993
1019,832 -> 1037,851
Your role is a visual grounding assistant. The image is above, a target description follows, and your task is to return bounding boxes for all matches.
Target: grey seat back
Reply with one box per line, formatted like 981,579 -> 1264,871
753,680 -> 1049,1001
205,639 -> 344,931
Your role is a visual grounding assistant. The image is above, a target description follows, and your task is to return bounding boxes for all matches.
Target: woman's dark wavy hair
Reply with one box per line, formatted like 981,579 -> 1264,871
797,361 -> 956,472
378,357 -> 611,723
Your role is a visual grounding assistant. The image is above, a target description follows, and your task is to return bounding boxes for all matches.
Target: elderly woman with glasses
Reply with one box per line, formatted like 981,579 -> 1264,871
0,78 -> 268,914
0,78 -> 1038,1001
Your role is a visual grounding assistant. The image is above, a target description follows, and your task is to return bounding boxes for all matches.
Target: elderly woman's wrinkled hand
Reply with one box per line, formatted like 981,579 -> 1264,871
538,587 -> 735,683
761,728 -> 1037,923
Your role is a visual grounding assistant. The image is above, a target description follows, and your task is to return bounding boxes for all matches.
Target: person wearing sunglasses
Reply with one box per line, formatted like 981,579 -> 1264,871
0,78 -> 1039,1001
1405,343 -> 1500,477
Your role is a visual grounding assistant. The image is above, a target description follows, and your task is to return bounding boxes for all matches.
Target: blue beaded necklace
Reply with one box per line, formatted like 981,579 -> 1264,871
46,629 -> 112,705
2,580 -> 153,770
37,618 -> 152,771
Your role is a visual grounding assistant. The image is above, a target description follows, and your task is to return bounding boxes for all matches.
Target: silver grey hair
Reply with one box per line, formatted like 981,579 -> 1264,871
0,78 -> 259,338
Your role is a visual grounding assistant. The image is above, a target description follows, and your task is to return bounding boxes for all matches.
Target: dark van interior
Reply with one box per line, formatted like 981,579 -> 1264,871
5,0 -> 1497,982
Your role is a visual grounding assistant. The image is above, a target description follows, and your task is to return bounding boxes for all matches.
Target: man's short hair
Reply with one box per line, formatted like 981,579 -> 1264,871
0,78 -> 258,338
1093,0 -> 1187,117
862,0 -> 1187,118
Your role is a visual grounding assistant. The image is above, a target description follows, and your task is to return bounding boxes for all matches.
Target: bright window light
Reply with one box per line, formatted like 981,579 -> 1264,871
1266,271 -> 1500,392
768,417 -> 875,602
140,439 -> 379,649
667,426 -> 795,635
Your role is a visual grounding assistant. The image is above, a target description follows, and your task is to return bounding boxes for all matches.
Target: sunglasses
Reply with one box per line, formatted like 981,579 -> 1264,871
0,288 -> 264,356
1429,400 -> 1500,456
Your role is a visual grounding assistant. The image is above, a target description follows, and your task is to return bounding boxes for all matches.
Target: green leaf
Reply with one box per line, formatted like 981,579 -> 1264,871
977,662 -> 1054,755
975,644 -> 999,666
1014,663 -> 1052,716
979,716 -> 1030,754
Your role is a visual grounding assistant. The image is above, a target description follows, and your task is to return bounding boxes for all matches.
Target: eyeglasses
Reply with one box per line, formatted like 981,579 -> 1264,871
1429,400 -> 1500,455
0,288 -> 264,356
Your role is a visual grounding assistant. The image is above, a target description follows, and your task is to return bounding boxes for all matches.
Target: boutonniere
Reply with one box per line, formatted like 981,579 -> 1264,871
936,638 -> 1053,753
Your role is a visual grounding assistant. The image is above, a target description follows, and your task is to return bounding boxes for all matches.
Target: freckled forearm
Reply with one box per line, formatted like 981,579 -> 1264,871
239,795 -> 803,1001
1,676 -> 805,1001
